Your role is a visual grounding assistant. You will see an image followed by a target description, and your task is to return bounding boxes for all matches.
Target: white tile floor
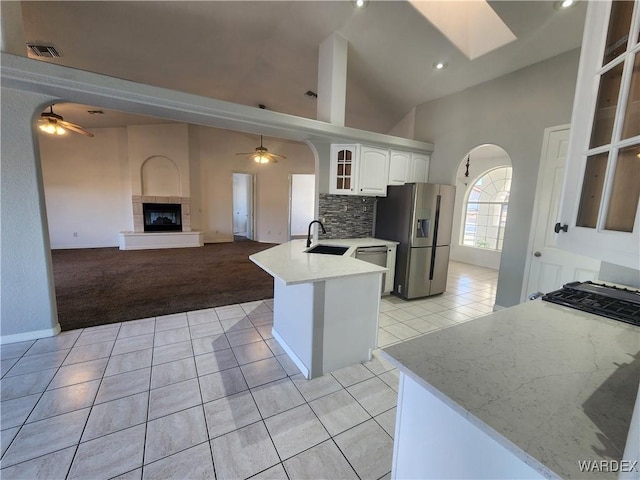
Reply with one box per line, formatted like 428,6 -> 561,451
0,261 -> 498,480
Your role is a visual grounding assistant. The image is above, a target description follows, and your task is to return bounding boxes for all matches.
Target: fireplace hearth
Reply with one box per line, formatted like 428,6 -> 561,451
143,203 -> 182,232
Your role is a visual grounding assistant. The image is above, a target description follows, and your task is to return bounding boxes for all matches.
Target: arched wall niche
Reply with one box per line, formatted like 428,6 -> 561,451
141,155 -> 181,196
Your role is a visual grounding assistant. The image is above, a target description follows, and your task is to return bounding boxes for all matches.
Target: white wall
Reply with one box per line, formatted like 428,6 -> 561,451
128,124 -> 190,197
414,49 -> 580,308
39,127 -> 131,248
387,107 -> 416,139
450,146 -> 511,270
191,127 -> 315,243
39,124 -> 315,248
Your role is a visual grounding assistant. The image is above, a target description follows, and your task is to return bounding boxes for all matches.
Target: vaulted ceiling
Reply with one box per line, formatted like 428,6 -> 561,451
20,1 -> 587,133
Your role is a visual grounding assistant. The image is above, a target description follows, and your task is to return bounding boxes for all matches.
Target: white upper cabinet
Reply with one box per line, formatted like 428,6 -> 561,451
330,144 -> 429,196
329,144 -> 359,195
408,153 -> 430,183
557,0 -> 640,267
389,150 -> 411,185
358,145 -> 390,196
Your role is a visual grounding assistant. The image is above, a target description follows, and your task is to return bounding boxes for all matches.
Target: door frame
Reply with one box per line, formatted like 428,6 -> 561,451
521,125 -> 568,301
232,172 -> 255,241
520,124 -> 600,302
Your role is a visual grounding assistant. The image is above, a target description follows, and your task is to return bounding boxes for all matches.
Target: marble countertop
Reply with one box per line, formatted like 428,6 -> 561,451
382,300 -> 640,479
249,238 -> 393,285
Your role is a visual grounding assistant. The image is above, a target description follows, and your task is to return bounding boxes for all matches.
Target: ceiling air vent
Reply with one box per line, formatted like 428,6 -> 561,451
27,44 -> 61,58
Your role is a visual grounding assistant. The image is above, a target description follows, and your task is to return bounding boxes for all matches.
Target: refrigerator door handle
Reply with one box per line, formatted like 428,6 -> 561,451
429,195 -> 442,280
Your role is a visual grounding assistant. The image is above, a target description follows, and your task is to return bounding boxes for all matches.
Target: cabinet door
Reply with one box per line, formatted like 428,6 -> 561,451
359,146 -> 390,196
389,150 -> 410,185
557,0 -> 640,267
329,144 -> 359,195
409,153 -> 430,183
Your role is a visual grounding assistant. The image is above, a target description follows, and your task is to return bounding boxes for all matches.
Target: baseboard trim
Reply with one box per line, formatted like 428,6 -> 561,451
51,243 -> 116,250
1,323 -> 62,345
493,304 -> 506,311
272,328 -> 310,379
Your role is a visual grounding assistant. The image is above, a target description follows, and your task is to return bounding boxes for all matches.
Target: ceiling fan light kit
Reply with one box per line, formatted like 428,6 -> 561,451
38,105 -> 94,137
236,135 -> 286,165
39,120 -> 66,135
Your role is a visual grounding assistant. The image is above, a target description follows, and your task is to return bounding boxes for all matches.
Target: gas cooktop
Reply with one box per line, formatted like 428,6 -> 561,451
542,281 -> 640,327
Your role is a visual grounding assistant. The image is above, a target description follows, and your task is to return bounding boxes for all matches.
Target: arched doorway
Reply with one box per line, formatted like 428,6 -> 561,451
450,144 -> 512,270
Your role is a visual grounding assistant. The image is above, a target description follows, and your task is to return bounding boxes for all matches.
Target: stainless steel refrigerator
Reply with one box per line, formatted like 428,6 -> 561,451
375,183 -> 455,299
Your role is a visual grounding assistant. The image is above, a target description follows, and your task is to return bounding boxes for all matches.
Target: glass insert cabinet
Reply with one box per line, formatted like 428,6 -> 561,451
558,0 -> 640,267
329,144 -> 360,194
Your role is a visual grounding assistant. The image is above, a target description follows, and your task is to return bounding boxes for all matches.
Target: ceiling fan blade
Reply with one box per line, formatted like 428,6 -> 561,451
234,135 -> 284,163
59,120 -> 95,137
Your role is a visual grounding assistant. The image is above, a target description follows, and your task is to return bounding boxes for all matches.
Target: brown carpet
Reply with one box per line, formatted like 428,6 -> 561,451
51,241 -> 277,331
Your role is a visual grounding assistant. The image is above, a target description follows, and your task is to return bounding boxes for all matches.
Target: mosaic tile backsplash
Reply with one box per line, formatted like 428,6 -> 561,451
318,193 -> 376,239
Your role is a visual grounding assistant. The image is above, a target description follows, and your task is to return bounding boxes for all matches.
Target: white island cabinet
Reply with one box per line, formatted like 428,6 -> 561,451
382,300 -> 640,480
250,239 -> 388,378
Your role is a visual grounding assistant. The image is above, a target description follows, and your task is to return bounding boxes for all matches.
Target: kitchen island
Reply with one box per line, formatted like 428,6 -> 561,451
250,238 -> 394,379
382,300 -> 640,479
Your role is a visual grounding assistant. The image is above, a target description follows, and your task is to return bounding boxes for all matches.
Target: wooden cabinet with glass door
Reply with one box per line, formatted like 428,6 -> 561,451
558,0 -> 640,267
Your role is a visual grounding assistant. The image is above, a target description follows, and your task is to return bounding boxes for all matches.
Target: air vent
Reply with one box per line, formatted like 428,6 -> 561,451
27,44 -> 61,58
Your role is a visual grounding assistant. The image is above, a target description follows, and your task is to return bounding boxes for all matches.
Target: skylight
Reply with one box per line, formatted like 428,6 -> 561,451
408,0 -> 517,60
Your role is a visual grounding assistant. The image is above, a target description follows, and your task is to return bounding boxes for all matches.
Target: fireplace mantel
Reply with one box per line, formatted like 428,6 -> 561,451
118,231 -> 203,250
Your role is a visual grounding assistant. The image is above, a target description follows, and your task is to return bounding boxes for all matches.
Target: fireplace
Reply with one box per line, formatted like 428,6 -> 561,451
143,203 -> 182,232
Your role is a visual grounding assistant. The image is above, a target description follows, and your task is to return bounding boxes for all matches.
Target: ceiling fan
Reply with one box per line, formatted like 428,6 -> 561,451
38,105 -> 94,137
235,135 -> 286,164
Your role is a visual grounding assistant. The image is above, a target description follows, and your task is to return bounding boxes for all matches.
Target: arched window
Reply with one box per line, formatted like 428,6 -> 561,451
462,167 -> 512,251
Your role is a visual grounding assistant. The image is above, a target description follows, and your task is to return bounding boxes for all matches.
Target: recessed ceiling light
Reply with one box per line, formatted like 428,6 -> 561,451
554,0 -> 578,10
433,61 -> 447,70
353,0 -> 367,8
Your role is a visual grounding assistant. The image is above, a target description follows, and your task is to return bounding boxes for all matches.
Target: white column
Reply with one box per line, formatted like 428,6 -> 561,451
317,33 -> 348,126
0,2 -> 27,56
1,87 -> 61,342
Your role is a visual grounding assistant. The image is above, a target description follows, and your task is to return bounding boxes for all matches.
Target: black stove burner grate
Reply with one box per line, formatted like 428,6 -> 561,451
542,281 -> 640,327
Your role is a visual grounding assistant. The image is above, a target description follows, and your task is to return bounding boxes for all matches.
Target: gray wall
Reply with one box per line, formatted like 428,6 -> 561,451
414,49 -> 581,308
1,88 -> 60,339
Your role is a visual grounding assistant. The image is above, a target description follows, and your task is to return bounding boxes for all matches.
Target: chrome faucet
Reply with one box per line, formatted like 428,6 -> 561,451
307,220 -> 326,248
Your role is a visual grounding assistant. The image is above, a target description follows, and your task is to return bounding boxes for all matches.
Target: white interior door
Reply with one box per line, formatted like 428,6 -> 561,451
233,173 -> 253,239
522,126 -> 600,300
290,174 -> 315,238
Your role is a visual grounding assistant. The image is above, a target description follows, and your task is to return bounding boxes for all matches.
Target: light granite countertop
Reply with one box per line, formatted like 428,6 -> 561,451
249,238 -> 394,285
382,300 -> 640,479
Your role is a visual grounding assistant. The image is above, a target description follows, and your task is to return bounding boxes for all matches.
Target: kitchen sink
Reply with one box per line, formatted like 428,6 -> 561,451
306,245 -> 349,255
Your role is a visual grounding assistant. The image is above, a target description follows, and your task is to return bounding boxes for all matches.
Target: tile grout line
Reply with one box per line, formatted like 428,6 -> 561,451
1,328 -> 88,471
64,321 -> 123,479
189,317 -> 219,480
1,275 -> 497,478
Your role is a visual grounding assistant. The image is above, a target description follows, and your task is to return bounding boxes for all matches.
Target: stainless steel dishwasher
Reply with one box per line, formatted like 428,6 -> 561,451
355,246 -> 388,293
